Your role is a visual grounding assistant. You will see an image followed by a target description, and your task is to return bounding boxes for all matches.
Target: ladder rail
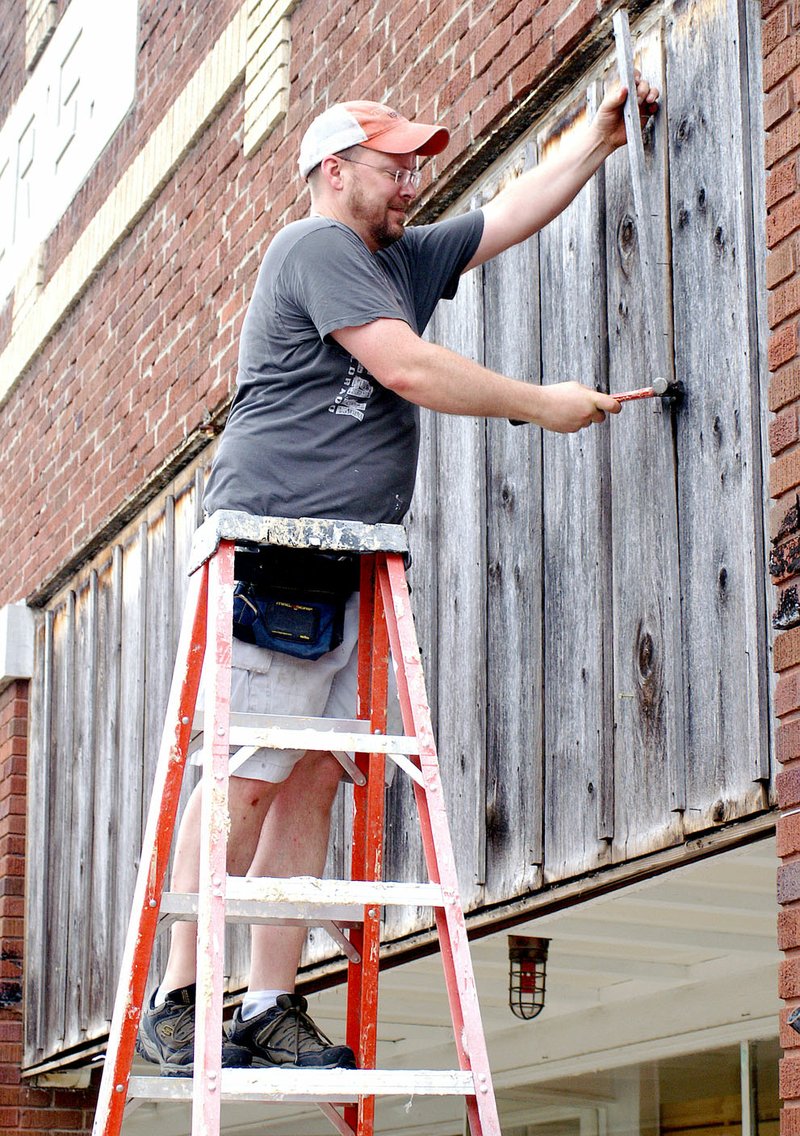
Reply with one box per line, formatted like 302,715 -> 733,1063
192,540 -> 236,1136
378,553 -> 501,1136
92,563 -> 209,1136
344,555 -> 389,1136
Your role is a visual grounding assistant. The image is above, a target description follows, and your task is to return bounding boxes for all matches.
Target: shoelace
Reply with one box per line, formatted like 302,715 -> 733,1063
272,1003 -> 335,1060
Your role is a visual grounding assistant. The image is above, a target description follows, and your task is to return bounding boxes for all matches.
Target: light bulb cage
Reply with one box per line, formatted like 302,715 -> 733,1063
508,935 -> 550,1020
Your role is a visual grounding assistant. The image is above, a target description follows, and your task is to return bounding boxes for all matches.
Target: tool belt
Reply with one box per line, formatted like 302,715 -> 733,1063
231,546 -> 360,661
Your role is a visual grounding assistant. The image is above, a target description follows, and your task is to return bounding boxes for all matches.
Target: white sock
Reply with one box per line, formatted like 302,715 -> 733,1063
242,989 -> 288,1020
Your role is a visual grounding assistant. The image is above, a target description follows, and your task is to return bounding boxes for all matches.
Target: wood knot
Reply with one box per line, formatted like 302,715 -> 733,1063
638,630 -> 655,678
675,116 -> 693,146
618,214 -> 637,271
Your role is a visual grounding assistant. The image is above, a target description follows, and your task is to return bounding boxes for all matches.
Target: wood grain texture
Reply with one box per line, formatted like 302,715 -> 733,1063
604,35 -> 687,858
482,142 -> 545,892
666,0 -> 769,829
538,99 -> 614,882
427,257 -> 489,901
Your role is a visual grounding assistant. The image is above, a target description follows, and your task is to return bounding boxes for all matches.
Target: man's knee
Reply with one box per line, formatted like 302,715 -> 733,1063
288,750 -> 344,798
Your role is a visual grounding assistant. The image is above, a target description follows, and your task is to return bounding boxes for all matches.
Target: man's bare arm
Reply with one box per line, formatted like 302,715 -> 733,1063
464,76 -> 659,271
331,318 -> 620,433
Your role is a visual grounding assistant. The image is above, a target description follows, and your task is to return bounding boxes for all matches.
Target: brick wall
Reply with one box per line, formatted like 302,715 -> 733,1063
765,0 -> 800,1126
0,0 -> 619,610
0,681 -> 97,1134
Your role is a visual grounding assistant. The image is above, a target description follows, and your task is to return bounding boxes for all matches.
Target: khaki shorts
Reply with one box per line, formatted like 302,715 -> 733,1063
192,592 -> 400,783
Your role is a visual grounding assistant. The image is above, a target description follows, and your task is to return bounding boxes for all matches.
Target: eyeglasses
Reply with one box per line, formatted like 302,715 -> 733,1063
338,156 -> 422,190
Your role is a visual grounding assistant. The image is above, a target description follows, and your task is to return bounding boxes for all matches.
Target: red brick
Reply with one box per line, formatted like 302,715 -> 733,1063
768,112 -> 800,167
782,1104 -> 800,1135
780,862 -> 800,904
770,159 -> 800,209
778,763 -> 800,807
773,447 -> 800,498
774,356 -> 800,410
19,1108 -> 83,1130
781,812 -> 800,856
771,197 -> 800,247
783,1051 -> 800,1100
773,407 -> 800,453
553,0 -> 598,58
767,82 -> 795,129
765,36 -> 800,93
782,721 -> 800,766
770,242 -> 798,289
766,6 -> 792,56
780,906 -> 800,951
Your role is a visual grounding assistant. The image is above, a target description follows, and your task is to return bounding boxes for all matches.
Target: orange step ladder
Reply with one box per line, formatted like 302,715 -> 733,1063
91,510 -> 501,1136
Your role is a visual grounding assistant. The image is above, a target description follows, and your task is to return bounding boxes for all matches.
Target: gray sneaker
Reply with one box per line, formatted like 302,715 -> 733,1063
136,984 -> 252,1077
227,993 -> 356,1069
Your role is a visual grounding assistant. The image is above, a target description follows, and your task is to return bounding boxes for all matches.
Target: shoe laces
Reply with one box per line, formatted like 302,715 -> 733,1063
270,997 -> 335,1060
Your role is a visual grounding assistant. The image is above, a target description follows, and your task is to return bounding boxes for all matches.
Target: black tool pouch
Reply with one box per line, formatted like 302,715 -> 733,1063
231,546 -> 360,661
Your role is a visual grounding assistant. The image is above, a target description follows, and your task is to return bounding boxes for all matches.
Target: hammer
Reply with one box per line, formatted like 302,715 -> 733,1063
508,377 -> 682,424
612,376 -> 669,402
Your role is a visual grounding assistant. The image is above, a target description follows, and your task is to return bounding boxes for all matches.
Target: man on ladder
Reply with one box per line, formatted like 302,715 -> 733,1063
137,80 -> 658,1077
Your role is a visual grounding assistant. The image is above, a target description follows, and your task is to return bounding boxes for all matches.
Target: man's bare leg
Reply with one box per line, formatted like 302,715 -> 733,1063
158,774 -> 280,994
246,749 -> 345,991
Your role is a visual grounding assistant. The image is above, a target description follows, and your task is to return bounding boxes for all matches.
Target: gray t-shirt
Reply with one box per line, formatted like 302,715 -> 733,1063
204,210 -> 484,524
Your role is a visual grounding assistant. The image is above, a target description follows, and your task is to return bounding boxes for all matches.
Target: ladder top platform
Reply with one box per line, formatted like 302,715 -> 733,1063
189,510 -> 408,572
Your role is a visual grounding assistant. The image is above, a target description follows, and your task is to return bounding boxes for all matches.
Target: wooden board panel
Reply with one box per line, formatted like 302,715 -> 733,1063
111,534 -> 147,988
86,555 -> 121,1029
604,32 -> 686,858
383,399 -> 437,938
482,142 -> 545,893
429,254 -> 488,903
23,611 -> 52,1065
66,574 -> 97,1041
46,593 -> 75,1048
666,0 -> 769,829
538,100 -> 614,883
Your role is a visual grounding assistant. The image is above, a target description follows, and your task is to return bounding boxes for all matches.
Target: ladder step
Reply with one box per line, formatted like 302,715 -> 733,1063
192,711 -> 423,757
159,877 -> 445,927
128,1067 -> 476,1104
190,510 -> 408,573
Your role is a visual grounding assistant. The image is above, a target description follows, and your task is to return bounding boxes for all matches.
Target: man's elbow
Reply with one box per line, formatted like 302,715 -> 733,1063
373,357 -> 428,401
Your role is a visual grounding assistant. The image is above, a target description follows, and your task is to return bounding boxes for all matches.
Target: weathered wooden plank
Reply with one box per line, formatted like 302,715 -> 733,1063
482,142 -> 544,894
667,0 -> 768,829
24,611 -> 51,1065
385,392 -> 440,936
429,248 -> 488,901
112,534 -> 147,992
47,592 -> 75,1047
604,30 -> 687,858
86,555 -> 121,1032
67,573 -> 97,1040
539,97 -> 613,882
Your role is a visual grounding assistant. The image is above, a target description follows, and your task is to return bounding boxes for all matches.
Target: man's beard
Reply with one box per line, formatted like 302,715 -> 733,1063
348,181 -> 407,248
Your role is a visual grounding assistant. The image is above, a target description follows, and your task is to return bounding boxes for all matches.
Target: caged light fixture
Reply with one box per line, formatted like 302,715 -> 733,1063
508,935 -> 550,1020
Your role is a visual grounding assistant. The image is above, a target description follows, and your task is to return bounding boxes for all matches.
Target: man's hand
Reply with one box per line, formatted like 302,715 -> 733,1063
530,382 -> 621,433
591,70 -> 660,154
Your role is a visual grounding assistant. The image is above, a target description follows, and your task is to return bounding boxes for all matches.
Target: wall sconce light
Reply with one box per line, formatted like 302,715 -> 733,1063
508,935 -> 550,1020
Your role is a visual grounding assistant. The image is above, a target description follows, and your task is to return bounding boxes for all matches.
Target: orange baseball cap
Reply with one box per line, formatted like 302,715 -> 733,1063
299,101 -> 449,177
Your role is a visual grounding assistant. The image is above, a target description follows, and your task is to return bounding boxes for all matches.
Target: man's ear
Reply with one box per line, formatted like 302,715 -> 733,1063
318,154 -> 346,189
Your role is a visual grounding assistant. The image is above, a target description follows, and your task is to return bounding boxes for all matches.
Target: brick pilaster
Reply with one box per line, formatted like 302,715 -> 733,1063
0,682 -> 97,1135
766,0 -> 800,1126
